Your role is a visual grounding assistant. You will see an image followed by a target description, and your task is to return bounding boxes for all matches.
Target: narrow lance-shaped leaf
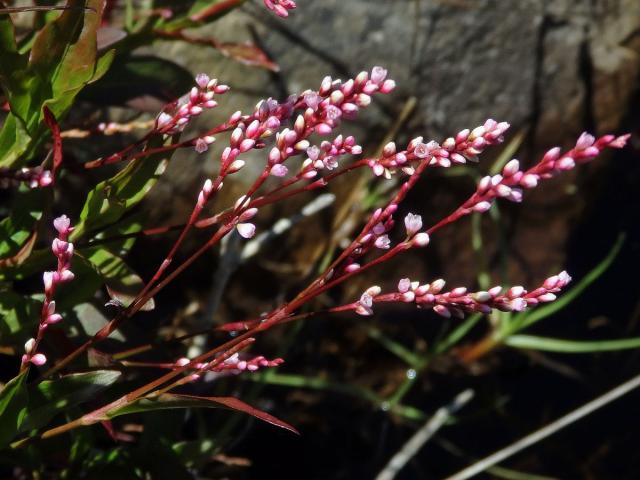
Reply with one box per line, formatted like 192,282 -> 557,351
0,373 -> 28,448
100,394 -> 299,434
505,335 -> 640,354
19,370 -> 122,433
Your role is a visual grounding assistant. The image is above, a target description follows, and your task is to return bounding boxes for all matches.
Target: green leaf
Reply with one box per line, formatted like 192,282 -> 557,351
505,335 -> 640,353
366,326 -> 422,366
75,246 -> 154,310
0,188 -> 44,262
0,113 -> 31,167
0,0 -> 109,167
19,370 -> 121,434
0,289 -> 40,339
72,143 -> 170,241
434,313 -> 484,355
0,372 -> 28,448
163,0 -> 247,30
103,394 -> 298,434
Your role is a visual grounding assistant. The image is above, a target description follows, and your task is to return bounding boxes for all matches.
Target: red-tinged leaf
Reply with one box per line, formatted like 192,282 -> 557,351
0,230 -> 37,268
104,394 -> 299,434
216,41 -> 279,71
189,0 -> 246,23
0,6 -> 94,14
42,107 -> 62,179
96,26 -> 126,50
154,29 -> 279,72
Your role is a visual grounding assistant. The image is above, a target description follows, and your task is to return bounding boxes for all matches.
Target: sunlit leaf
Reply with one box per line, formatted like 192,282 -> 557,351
0,372 -> 28,448
0,189 -> 43,264
20,370 -> 121,433
72,140 -> 170,241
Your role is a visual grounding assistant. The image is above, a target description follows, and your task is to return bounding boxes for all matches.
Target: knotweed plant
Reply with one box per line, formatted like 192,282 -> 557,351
0,0 -> 631,475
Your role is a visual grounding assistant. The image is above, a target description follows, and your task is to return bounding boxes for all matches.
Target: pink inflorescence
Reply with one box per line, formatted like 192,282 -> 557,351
175,353 -> 284,381
456,132 -> 631,216
367,119 -> 510,178
156,73 -> 229,138
264,0 -> 297,17
354,271 -> 573,318
0,166 -> 52,189
21,216 -> 75,368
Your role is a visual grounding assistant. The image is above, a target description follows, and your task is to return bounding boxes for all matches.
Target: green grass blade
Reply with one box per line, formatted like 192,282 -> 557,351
434,313 -> 483,355
505,334 -> 640,353
367,326 -> 423,366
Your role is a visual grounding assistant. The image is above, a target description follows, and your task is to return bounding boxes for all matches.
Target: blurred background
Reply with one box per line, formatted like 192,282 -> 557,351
5,0 -> 640,478
125,1 -> 640,478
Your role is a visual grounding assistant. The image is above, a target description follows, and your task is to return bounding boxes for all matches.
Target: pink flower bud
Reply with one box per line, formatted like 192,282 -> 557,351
412,232 -> 430,247
543,275 -> 559,289
538,293 -> 557,302
195,73 -> 210,89
380,79 -> 396,93
59,270 -> 74,282
315,123 -> 333,135
575,132 -> 595,150
473,291 -> 492,302
503,159 -> 520,177
237,223 -> 256,239
239,208 -> 258,222
507,286 -> 525,298
176,357 -> 191,367
433,305 -> 451,318
374,235 -> 391,249
404,213 -> 423,237
509,298 -> 527,311
398,278 -> 411,293
31,353 -> 47,366
489,285 -> 502,296
24,338 -> 35,354
430,279 -> 446,294
556,157 -> 575,170
473,201 -> 492,213
370,66 -> 388,84
401,291 -> 415,302
270,164 -> 288,177
43,271 -> 55,293
239,139 -> 256,153
45,312 -> 62,324
228,160 -> 246,173
520,174 -> 538,188
53,215 -> 71,235
195,138 -> 209,153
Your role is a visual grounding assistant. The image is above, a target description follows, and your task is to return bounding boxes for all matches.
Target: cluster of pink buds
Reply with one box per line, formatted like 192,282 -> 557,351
233,195 -> 259,239
342,211 -> 429,274
156,73 -> 228,138
368,119 -> 510,178
21,216 -> 75,369
265,67 -> 394,177
354,271 -> 572,318
0,166 -> 52,189
176,352 -> 283,380
302,135 -> 362,175
456,132 -> 631,217
264,0 -> 297,17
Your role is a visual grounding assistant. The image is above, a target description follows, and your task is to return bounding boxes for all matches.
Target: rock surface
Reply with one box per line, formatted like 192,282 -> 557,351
150,0 -> 639,284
